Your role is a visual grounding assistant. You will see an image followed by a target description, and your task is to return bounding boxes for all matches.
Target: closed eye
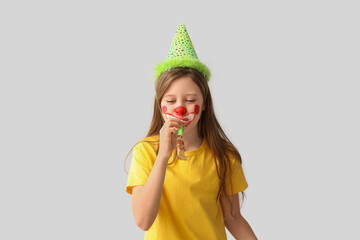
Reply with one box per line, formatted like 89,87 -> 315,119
166,100 -> 195,103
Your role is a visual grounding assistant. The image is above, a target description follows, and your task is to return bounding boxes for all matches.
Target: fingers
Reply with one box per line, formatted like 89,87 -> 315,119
170,128 -> 177,135
166,118 -> 186,129
162,118 -> 186,136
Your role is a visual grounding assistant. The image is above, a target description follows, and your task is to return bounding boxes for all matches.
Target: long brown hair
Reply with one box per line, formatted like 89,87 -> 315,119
145,67 -> 246,210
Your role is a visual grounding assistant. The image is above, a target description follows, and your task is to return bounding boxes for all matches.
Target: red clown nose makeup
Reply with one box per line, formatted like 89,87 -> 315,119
174,106 -> 187,116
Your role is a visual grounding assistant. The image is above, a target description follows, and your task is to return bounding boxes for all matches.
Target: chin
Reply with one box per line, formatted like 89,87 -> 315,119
183,122 -> 198,133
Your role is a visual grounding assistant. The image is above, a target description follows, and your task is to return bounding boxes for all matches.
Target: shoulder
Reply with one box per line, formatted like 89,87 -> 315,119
142,134 -> 160,142
223,141 -> 242,162
136,135 -> 160,147
133,135 -> 160,156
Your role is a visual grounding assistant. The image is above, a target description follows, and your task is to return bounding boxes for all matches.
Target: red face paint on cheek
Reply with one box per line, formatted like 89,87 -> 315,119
162,106 -> 167,113
194,105 -> 200,114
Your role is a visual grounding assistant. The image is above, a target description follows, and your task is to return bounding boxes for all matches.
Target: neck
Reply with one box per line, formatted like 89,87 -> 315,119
182,129 -> 203,151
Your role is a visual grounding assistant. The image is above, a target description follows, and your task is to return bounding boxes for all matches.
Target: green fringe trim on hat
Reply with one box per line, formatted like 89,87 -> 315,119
154,57 -> 211,82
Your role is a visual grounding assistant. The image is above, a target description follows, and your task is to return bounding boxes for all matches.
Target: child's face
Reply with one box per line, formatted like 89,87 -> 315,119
161,75 -> 204,133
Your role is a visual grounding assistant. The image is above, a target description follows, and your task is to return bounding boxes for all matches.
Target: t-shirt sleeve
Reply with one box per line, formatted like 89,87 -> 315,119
226,155 -> 248,195
126,142 -> 153,195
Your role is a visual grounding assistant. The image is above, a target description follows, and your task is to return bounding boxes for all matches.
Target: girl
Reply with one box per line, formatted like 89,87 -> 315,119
126,24 -> 257,240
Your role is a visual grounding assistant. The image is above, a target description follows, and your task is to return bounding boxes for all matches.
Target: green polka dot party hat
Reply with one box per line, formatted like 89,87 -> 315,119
154,24 -> 211,81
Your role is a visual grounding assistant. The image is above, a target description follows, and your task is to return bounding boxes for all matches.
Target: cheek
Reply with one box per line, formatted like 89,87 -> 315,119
162,106 -> 167,113
194,105 -> 200,114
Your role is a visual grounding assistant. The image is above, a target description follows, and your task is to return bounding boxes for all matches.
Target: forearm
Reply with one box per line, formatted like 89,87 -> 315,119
225,215 -> 258,240
132,154 -> 168,230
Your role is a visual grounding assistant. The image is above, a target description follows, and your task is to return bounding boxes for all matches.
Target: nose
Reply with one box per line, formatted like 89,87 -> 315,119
174,106 -> 187,116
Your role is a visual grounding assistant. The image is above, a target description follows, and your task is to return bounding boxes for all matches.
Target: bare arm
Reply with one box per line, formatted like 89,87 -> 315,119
221,193 -> 258,240
131,118 -> 185,231
132,154 -> 168,231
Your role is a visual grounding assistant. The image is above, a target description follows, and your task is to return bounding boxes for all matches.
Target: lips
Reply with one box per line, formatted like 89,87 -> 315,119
165,113 -> 195,127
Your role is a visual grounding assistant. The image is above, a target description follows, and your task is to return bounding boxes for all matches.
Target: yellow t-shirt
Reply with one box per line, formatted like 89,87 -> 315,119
126,135 -> 248,240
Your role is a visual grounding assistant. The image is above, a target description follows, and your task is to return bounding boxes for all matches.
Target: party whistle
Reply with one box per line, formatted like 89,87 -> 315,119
176,126 -> 187,160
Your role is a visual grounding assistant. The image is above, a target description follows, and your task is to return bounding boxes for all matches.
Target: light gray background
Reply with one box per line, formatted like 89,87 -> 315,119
1,0 -> 359,239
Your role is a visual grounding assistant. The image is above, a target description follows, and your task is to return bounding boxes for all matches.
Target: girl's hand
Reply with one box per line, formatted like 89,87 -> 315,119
158,118 -> 186,161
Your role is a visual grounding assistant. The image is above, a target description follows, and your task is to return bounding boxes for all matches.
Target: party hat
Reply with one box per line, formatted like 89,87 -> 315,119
154,24 -> 211,81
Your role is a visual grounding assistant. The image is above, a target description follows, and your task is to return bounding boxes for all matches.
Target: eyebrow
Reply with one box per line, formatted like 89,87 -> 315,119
163,93 -> 199,97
